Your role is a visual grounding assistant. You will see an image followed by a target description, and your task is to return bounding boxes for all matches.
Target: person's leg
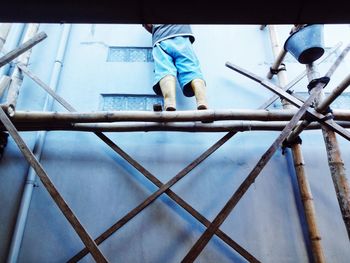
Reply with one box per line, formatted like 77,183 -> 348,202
171,37 -> 208,110
152,43 -> 177,111
159,75 -> 176,111
190,78 -> 208,110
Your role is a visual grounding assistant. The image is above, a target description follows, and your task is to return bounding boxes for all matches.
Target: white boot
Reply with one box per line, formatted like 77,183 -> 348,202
191,79 -> 208,110
160,75 -> 177,111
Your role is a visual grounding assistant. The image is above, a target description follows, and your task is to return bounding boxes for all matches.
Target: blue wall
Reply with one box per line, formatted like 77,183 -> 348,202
1,24 -> 350,262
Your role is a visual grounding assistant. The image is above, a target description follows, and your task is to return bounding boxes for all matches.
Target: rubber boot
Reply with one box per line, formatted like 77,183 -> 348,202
191,78 -> 208,110
160,75 -> 176,111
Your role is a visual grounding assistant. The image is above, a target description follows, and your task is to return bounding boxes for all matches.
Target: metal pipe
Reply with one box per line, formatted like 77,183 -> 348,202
6,24 -> 71,263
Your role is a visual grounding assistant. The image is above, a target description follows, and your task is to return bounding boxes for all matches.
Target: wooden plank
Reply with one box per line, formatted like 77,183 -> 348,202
0,107 -> 109,263
0,32 -> 47,68
181,82 -> 326,262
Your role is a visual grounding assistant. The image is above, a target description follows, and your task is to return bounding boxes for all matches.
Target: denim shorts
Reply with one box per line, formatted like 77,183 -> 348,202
152,36 -> 204,97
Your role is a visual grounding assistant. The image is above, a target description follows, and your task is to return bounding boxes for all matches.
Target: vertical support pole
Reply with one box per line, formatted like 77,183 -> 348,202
268,25 -> 326,263
306,63 -> 350,240
0,23 -> 12,52
6,24 -> 39,115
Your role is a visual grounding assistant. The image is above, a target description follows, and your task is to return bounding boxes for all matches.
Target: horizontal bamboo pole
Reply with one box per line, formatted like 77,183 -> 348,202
10,109 -> 350,124
11,109 -> 350,123
2,120 -> 350,133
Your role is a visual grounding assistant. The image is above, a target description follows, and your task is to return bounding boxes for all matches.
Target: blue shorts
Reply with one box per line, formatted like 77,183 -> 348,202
152,36 -> 204,97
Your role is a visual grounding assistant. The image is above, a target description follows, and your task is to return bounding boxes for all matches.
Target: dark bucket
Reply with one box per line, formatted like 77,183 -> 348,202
284,24 -> 325,64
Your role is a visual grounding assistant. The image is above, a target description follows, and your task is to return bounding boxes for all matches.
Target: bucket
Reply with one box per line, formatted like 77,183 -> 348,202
284,24 -> 325,64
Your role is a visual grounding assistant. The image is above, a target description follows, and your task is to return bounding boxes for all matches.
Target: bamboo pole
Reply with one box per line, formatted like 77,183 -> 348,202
6,24 -> 40,116
266,25 -> 300,79
0,107 -> 109,263
7,109 -> 350,123
306,63 -> 350,240
10,108 -> 297,122
268,25 -> 326,263
2,120 -> 350,133
0,23 -> 12,52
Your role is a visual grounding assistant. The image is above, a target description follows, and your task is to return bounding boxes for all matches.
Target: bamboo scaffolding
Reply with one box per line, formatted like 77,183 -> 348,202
18,64 -> 259,262
11,33 -> 350,262
0,107 -> 109,263
268,25 -> 326,263
306,63 -> 350,240
0,23 -> 12,52
181,69 -> 328,263
6,24 -> 40,115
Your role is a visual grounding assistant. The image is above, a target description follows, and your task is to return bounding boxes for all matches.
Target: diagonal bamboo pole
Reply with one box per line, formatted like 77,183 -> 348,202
0,107 -> 109,263
227,41 -> 342,110
266,25 -> 302,79
226,62 -> 350,142
16,64 -> 259,262
0,32 -> 47,68
181,72 -> 327,263
267,24 -> 326,263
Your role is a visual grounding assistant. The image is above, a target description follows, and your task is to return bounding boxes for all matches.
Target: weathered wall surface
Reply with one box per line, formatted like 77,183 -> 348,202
0,24 -> 350,262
